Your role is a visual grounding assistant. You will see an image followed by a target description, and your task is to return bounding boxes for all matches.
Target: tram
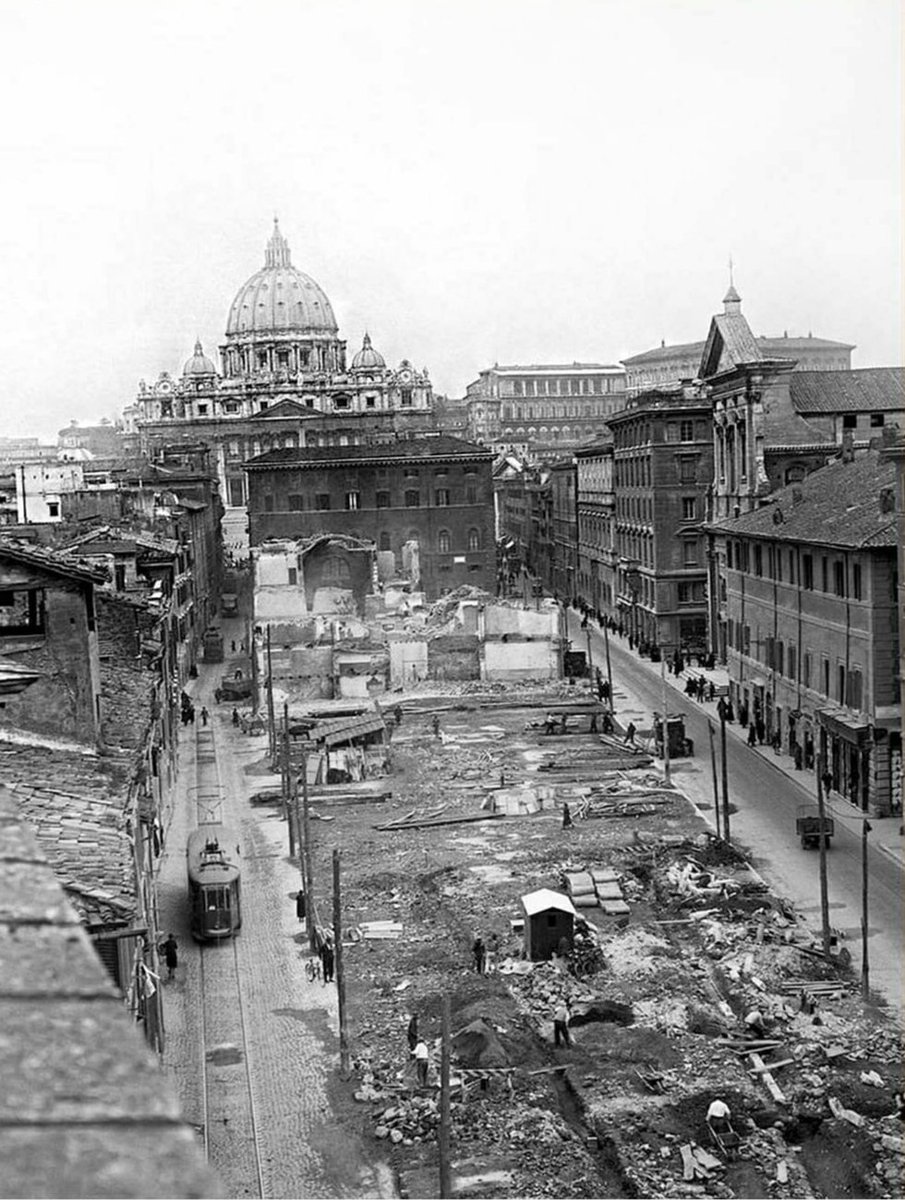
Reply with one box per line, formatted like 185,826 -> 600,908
186,825 -> 242,939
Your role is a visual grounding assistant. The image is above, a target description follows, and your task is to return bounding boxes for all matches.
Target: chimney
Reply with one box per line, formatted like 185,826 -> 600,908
879,486 -> 895,514
791,485 -> 803,505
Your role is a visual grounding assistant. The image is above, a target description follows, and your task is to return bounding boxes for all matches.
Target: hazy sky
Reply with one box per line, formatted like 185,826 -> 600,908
0,0 -> 900,440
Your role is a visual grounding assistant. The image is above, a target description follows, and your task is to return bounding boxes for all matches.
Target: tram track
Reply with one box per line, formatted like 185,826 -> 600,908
192,721 -> 268,1199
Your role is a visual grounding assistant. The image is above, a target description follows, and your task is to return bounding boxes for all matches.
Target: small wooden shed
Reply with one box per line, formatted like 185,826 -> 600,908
520,888 -> 578,962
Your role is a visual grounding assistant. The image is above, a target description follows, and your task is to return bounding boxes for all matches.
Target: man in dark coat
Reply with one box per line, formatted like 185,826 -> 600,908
296,890 -> 306,922
320,936 -> 335,984
160,934 -> 178,981
472,936 -> 486,974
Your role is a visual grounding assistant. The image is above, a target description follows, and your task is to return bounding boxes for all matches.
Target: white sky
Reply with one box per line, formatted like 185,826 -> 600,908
0,0 -> 901,440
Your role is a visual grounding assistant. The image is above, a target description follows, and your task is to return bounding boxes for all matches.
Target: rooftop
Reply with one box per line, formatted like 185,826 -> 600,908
791,367 -> 905,413
484,363 -> 625,375
245,435 -> 493,470
708,451 -> 897,549
0,537 -> 108,585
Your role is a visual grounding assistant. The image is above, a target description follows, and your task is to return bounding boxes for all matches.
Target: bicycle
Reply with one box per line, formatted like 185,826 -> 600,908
305,956 -> 321,984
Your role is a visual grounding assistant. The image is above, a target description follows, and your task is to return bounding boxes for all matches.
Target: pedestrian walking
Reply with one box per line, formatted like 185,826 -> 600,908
295,889 -> 306,921
708,680 -> 716,703
624,721 -> 637,746
232,707 -> 240,727
406,1012 -> 419,1052
231,640 -> 236,652
431,714 -> 440,738
320,936 -> 335,983
413,1039 -> 429,1086
562,802 -> 573,829
747,722 -> 757,747
160,933 -> 178,981
553,998 -> 573,1047
200,707 -> 209,726
601,679 -> 611,703
394,704 -> 403,727
794,743 -> 803,771
821,768 -> 834,796
755,717 -> 765,745
472,935 -> 486,974
486,932 -> 500,974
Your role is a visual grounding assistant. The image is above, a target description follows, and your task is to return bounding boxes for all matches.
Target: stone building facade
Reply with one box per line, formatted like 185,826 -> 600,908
606,389 -> 713,654
465,363 -> 626,457
243,436 -> 495,600
706,451 -> 900,816
575,438 -> 615,618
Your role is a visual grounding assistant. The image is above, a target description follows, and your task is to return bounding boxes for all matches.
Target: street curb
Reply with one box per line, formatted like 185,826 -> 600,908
877,842 -> 905,872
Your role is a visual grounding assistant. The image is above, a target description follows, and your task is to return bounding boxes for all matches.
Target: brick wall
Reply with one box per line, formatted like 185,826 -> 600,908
97,594 -> 157,750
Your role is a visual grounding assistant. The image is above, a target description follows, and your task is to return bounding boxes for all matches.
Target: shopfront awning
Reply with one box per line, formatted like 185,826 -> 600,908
817,706 -> 871,746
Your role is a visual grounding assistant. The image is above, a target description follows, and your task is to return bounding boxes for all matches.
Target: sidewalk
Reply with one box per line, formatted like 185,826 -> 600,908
570,607 -> 905,872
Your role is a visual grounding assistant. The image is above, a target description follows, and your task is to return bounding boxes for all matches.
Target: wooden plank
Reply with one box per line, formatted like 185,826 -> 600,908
748,1053 -> 786,1104
748,1057 -> 794,1075
693,1147 -> 722,1171
680,1144 -> 706,1181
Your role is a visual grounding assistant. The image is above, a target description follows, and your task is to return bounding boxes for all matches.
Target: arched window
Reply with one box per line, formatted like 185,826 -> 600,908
467,528 -> 480,551
438,529 -> 451,553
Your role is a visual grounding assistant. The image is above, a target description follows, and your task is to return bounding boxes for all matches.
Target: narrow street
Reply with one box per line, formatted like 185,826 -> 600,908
153,650 -> 396,1200
572,611 -> 905,1020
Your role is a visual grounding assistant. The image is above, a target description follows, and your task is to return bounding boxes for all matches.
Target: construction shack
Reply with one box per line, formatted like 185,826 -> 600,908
520,888 -> 577,961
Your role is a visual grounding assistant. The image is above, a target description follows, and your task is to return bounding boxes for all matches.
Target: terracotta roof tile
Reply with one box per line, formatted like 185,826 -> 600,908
791,367 -> 905,413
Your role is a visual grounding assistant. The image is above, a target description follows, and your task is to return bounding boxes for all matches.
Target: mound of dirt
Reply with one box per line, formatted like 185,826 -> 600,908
452,1018 -> 511,1069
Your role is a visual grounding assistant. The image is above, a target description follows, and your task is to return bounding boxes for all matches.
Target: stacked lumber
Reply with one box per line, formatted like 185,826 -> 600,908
561,867 -> 631,915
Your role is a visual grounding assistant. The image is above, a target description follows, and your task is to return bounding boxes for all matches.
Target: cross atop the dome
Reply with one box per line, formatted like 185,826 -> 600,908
265,218 -> 292,269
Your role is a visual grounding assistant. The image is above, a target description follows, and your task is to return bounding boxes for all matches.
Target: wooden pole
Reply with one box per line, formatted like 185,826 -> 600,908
266,625 -> 276,765
282,701 -> 293,854
719,700 -> 731,842
438,996 -> 452,1200
660,658 -> 671,786
707,720 -> 721,836
602,618 -> 613,711
295,750 -> 305,890
332,850 -> 350,1074
302,749 -> 315,946
861,819 -> 871,1000
584,626 -> 594,695
816,754 -> 832,958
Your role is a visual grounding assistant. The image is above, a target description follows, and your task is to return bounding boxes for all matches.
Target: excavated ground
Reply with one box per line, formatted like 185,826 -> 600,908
254,684 -> 904,1200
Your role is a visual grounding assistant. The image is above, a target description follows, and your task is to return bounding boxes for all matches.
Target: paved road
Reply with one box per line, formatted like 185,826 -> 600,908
572,613 -> 905,1022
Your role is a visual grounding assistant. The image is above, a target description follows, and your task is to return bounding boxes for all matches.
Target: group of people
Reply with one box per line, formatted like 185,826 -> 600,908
295,891 -> 335,983
684,674 -> 716,703
471,933 -> 501,975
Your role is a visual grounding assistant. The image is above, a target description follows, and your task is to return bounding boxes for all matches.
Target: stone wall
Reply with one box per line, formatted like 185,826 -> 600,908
427,635 -> 480,681
97,594 -> 157,750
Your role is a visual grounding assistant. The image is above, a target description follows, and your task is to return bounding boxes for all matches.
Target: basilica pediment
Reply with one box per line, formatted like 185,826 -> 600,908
250,398 -> 321,420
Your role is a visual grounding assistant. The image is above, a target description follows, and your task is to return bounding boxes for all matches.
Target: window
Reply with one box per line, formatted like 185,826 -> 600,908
821,557 -> 829,592
47,501 -> 59,518
404,489 -> 420,507
435,489 -> 450,506
197,404 -> 208,416
259,401 -> 269,411
288,494 -> 303,511
682,497 -> 696,520
754,545 -> 762,576
802,555 -> 814,590
822,657 -> 830,696
465,482 -> 478,504
677,457 -> 696,483
264,494 -> 274,512
315,494 -> 331,510
787,643 -> 797,680
467,528 -> 481,551
345,491 -> 360,510
666,424 -> 679,443
853,562 -> 862,599
683,540 -> 698,566
842,414 -> 857,429
833,560 -> 845,597
849,668 -> 863,709
378,532 -> 391,551
400,388 -> 413,406
287,567 -> 298,586
438,530 -> 451,553
376,490 -> 390,509
726,542 -> 734,570
788,549 -> 796,584
870,413 -> 885,428
0,589 -> 45,637
677,582 -> 692,603
366,396 -> 376,408
776,640 -> 785,675
680,420 -> 694,442
334,395 -> 350,410
836,664 -> 846,703
803,652 -> 812,688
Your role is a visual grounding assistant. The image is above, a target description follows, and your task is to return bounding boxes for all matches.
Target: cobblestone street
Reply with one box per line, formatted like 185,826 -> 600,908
154,662 -> 395,1200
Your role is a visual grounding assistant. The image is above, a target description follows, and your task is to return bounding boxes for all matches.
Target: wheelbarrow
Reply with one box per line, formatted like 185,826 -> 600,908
707,1116 -> 741,1158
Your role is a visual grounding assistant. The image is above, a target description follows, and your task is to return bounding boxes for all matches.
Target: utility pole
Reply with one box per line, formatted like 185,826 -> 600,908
660,658 -> 671,786
816,754 -> 832,958
294,751 -> 305,892
602,617 -> 614,710
718,698 -> 731,842
861,818 -> 872,1000
301,750 -> 315,947
584,624 -> 594,696
266,626 -> 276,765
438,996 -> 452,1200
282,701 -> 293,853
707,720 -> 721,836
332,850 -> 350,1073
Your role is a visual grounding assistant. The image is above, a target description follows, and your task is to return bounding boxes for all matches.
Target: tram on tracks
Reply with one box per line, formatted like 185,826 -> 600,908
187,726 -> 242,940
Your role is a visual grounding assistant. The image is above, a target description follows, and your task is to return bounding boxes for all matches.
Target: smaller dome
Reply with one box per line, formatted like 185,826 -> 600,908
183,339 -> 217,377
351,332 -> 386,370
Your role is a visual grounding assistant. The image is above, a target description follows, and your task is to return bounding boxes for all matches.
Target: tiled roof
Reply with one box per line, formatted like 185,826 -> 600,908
245,435 -> 493,469
0,537 -> 108,584
791,367 -> 905,413
621,340 -> 705,366
764,408 -> 833,449
0,744 -> 136,925
760,335 -> 855,353
64,526 -> 180,557
708,452 -> 897,549
486,363 -> 623,374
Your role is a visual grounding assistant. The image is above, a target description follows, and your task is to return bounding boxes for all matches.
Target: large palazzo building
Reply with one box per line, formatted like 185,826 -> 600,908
126,221 -> 435,543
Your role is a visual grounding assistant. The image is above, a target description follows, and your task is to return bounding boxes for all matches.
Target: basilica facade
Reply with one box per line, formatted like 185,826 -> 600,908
125,221 -> 435,518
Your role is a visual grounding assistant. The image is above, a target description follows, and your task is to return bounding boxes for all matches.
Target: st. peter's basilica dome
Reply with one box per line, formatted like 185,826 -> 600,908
182,339 -> 217,377
351,332 -> 386,370
225,219 -> 338,337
